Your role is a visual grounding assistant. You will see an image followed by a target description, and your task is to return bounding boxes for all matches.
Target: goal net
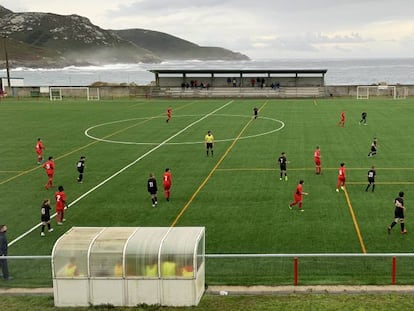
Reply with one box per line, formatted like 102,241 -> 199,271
49,87 -> 100,101
356,85 -> 408,100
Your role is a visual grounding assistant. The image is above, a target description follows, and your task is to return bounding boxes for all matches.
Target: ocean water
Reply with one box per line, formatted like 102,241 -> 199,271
2,58 -> 414,86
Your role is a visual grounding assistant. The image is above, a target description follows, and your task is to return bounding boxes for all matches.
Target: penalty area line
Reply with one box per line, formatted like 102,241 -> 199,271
9,100 -> 234,247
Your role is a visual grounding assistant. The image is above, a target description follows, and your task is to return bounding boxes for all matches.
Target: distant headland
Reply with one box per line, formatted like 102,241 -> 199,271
0,5 -> 249,69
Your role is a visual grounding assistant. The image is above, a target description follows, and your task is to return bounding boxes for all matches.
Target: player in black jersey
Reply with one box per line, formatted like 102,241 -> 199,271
388,191 -> 407,234
40,199 -> 53,237
359,111 -> 367,125
368,138 -> 378,157
278,152 -> 288,181
365,166 -> 376,192
147,173 -> 158,207
76,156 -> 86,183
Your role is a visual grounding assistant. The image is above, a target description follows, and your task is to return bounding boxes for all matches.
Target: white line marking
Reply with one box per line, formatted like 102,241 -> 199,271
9,100 -> 234,247
85,114 -> 285,145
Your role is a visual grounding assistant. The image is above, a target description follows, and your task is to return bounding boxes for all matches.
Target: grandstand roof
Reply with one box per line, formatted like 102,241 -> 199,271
149,69 -> 328,88
149,69 -> 327,75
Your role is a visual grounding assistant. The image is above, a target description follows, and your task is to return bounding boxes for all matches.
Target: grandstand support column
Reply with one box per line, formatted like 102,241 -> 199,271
155,73 -> 160,87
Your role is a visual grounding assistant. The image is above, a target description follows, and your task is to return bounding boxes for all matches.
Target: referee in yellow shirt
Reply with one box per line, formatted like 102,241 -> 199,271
204,130 -> 214,157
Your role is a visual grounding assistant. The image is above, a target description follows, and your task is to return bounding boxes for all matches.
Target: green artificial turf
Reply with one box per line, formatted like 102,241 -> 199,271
0,96 -> 413,288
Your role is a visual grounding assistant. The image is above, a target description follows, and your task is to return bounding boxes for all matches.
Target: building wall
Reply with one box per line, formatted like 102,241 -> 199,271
5,84 -> 414,99
1,77 -> 24,91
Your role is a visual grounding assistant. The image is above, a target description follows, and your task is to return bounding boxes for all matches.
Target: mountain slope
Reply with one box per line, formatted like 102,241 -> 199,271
0,5 -> 249,68
114,29 -> 249,61
0,7 -> 160,67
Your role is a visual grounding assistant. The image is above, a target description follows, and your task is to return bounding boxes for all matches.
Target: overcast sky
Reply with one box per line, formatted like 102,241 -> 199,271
2,0 -> 414,60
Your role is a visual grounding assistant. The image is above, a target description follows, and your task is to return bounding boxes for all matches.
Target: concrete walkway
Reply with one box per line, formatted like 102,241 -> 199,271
0,287 -> 53,295
2,285 -> 414,296
206,285 -> 414,295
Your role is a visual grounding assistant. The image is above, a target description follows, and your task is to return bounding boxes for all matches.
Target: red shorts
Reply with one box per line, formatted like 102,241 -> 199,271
314,158 -> 321,165
337,177 -> 345,184
36,150 -> 42,155
293,194 -> 302,203
164,183 -> 171,191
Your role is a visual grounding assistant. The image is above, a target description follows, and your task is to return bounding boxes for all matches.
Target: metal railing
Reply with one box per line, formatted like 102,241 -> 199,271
3,253 -> 414,286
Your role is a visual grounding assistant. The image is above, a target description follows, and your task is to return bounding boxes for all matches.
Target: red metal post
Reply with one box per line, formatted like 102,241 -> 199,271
391,256 -> 396,285
294,257 -> 298,286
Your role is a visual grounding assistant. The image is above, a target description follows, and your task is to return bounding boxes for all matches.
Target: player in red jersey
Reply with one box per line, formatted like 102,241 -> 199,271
166,106 -> 172,123
35,138 -> 45,164
43,156 -> 55,190
336,163 -> 346,192
314,146 -> 321,174
289,180 -> 308,211
163,168 -> 172,201
337,111 -> 345,127
55,185 -> 67,225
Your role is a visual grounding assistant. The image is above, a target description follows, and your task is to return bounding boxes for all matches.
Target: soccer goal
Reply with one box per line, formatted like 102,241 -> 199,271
356,85 -> 408,100
49,87 -> 100,101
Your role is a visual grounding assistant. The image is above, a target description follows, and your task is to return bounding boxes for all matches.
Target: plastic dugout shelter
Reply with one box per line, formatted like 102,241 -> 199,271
51,227 -> 205,307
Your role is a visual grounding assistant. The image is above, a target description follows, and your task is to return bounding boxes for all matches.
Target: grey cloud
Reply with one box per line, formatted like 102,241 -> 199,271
108,0 -> 225,17
3,0 -> 413,58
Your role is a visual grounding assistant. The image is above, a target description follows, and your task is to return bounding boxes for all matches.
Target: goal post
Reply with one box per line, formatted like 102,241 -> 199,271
49,87 -> 100,101
356,85 -> 408,100
87,87 -> 100,101
50,88 -> 62,101
356,86 -> 369,100
395,86 -> 408,99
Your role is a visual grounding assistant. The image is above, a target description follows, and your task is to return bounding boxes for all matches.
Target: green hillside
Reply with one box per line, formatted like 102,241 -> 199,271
0,5 -> 249,68
114,28 -> 249,60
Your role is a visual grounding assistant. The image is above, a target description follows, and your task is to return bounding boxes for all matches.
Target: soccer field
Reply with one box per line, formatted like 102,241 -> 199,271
1,97 -> 413,287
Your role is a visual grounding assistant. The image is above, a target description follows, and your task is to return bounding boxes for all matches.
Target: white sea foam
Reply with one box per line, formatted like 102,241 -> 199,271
3,58 -> 414,86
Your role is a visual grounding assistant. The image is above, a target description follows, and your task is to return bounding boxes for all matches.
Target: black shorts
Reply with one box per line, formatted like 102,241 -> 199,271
368,177 -> 375,183
394,208 -> 404,219
206,143 -> 213,149
41,215 -> 50,222
280,165 -> 287,171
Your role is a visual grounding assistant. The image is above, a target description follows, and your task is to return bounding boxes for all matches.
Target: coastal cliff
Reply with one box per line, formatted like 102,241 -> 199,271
0,5 -> 249,68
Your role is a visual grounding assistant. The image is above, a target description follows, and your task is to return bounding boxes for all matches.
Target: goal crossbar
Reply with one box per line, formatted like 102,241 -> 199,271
49,87 -> 100,101
357,85 -> 408,100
